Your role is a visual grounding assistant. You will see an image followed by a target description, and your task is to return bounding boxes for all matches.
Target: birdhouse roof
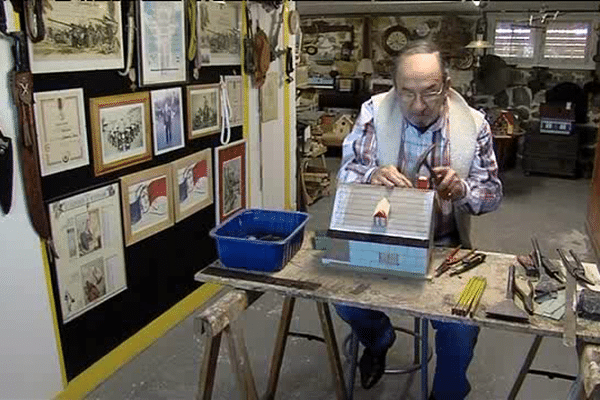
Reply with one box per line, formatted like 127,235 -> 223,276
328,183 -> 435,245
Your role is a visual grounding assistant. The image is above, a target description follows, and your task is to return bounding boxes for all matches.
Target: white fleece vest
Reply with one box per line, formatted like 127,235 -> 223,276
371,88 -> 481,179
371,88 -> 484,247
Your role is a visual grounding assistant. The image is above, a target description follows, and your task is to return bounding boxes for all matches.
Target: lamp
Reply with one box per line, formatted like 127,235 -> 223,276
356,58 -> 374,92
465,33 -> 493,68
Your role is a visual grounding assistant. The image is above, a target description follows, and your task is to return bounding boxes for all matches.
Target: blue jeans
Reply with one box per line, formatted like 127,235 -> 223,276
335,304 -> 479,400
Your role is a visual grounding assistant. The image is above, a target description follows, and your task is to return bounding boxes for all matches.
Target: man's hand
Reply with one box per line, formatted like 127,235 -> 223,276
370,165 -> 413,188
432,166 -> 466,201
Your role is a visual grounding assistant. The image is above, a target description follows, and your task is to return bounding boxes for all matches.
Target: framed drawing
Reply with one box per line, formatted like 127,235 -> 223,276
29,0 -> 124,74
151,87 -> 185,156
225,75 -> 243,127
138,0 -> 187,86
48,183 -> 127,324
121,164 -> 174,246
89,92 -> 152,176
171,148 -> 213,222
215,140 -> 246,224
197,1 -> 241,66
33,88 -> 90,176
186,84 -> 221,139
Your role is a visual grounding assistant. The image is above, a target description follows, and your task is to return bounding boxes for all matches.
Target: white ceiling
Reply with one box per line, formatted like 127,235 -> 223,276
296,1 -> 600,17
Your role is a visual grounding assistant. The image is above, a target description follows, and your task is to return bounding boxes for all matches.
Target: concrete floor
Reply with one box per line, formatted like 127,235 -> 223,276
87,158 -> 595,400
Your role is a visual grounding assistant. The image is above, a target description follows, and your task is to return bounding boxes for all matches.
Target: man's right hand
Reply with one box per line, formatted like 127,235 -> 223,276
369,166 -> 413,188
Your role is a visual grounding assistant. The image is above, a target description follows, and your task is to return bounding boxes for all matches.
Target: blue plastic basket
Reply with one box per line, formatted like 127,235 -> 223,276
209,209 -> 310,272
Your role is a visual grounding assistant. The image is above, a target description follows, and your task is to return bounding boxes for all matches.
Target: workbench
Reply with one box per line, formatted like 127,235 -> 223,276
194,233 -> 600,399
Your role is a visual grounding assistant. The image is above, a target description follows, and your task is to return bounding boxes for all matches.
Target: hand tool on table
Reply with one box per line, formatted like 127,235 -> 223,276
0,128 -> 13,214
534,272 -> 565,302
410,143 -> 438,188
449,253 -> 487,276
435,248 -> 477,277
513,277 -> 535,315
516,254 -> 539,278
452,276 -> 486,317
557,248 -> 595,286
486,265 -> 530,323
529,238 -> 543,278
434,245 -> 461,277
532,237 -> 565,283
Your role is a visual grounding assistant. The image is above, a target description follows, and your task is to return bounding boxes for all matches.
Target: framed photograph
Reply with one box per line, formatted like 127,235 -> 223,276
171,148 -> 213,222
48,183 -> 127,324
29,0 -> 124,74
151,87 -> 185,156
33,88 -> 90,176
138,0 -> 187,86
186,84 -> 221,139
197,1 -> 241,66
225,75 -> 243,127
121,164 -> 174,246
215,140 -> 246,224
89,92 -> 152,176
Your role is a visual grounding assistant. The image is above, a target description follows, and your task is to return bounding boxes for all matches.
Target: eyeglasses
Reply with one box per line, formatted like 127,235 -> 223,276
397,84 -> 445,105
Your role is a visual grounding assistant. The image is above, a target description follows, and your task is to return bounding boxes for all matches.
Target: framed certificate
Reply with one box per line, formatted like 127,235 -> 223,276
34,88 -> 90,176
138,0 -> 187,86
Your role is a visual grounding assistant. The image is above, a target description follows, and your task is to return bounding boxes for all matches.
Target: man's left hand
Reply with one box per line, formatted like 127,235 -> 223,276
432,166 -> 466,201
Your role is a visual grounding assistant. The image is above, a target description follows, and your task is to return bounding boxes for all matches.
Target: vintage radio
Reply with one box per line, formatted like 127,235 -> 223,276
539,103 -> 575,135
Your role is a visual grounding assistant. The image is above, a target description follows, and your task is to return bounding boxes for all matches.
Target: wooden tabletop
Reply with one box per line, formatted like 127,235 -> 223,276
195,234 -> 600,343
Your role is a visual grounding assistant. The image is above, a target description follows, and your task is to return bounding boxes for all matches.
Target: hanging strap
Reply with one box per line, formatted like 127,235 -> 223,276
24,0 -> 44,43
220,75 -> 232,145
187,0 -> 197,61
118,1 -> 135,78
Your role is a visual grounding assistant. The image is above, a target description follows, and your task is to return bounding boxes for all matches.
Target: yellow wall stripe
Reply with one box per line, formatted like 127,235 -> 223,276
41,241 -> 68,389
283,0 -> 292,210
53,282 -> 223,400
242,0 -> 251,203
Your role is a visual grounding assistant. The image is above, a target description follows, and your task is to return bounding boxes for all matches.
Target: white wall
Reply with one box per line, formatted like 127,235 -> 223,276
246,1 -> 296,210
0,6 -> 63,399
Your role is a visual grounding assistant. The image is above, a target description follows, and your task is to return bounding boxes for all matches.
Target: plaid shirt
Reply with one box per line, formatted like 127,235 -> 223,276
338,98 -> 503,238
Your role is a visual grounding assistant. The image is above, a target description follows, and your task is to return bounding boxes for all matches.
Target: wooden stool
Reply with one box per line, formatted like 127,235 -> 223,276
196,290 -> 258,400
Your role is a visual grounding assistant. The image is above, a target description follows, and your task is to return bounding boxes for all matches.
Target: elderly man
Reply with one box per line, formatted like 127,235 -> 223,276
334,40 -> 502,400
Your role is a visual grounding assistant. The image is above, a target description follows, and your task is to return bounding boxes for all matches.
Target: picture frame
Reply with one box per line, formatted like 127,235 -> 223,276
197,1 -> 241,66
215,140 -> 246,224
138,0 -> 187,86
151,87 -> 185,156
171,148 -> 213,222
89,92 -> 153,177
48,183 -> 128,324
260,71 -> 279,123
120,164 -> 174,246
224,75 -> 243,127
28,0 -> 124,74
186,84 -> 221,139
33,88 -> 90,176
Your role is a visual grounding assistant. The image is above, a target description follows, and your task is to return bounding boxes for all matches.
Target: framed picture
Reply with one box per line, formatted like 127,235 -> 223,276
197,1 -> 241,66
215,140 -> 246,224
29,0 -> 124,74
48,183 -> 127,323
89,92 -> 152,176
225,75 -> 243,127
260,71 -> 279,123
151,87 -> 185,156
33,88 -> 90,176
171,148 -> 213,222
121,164 -> 174,246
186,84 -> 221,139
138,0 -> 187,86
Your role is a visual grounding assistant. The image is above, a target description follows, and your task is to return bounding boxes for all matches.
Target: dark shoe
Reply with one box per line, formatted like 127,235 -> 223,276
359,348 -> 386,389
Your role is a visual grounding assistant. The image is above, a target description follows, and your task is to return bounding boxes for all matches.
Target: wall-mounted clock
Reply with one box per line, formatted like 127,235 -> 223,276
382,25 -> 410,56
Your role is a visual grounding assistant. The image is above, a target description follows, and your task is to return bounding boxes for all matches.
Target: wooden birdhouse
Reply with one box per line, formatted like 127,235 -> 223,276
333,114 -> 354,138
491,111 -> 515,136
324,183 -> 436,279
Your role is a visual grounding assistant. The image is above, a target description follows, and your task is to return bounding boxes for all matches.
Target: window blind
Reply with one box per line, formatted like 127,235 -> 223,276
543,21 -> 590,60
493,21 -> 535,59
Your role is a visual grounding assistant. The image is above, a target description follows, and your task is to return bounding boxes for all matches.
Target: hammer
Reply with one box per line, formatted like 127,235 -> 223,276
409,143 -> 438,187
